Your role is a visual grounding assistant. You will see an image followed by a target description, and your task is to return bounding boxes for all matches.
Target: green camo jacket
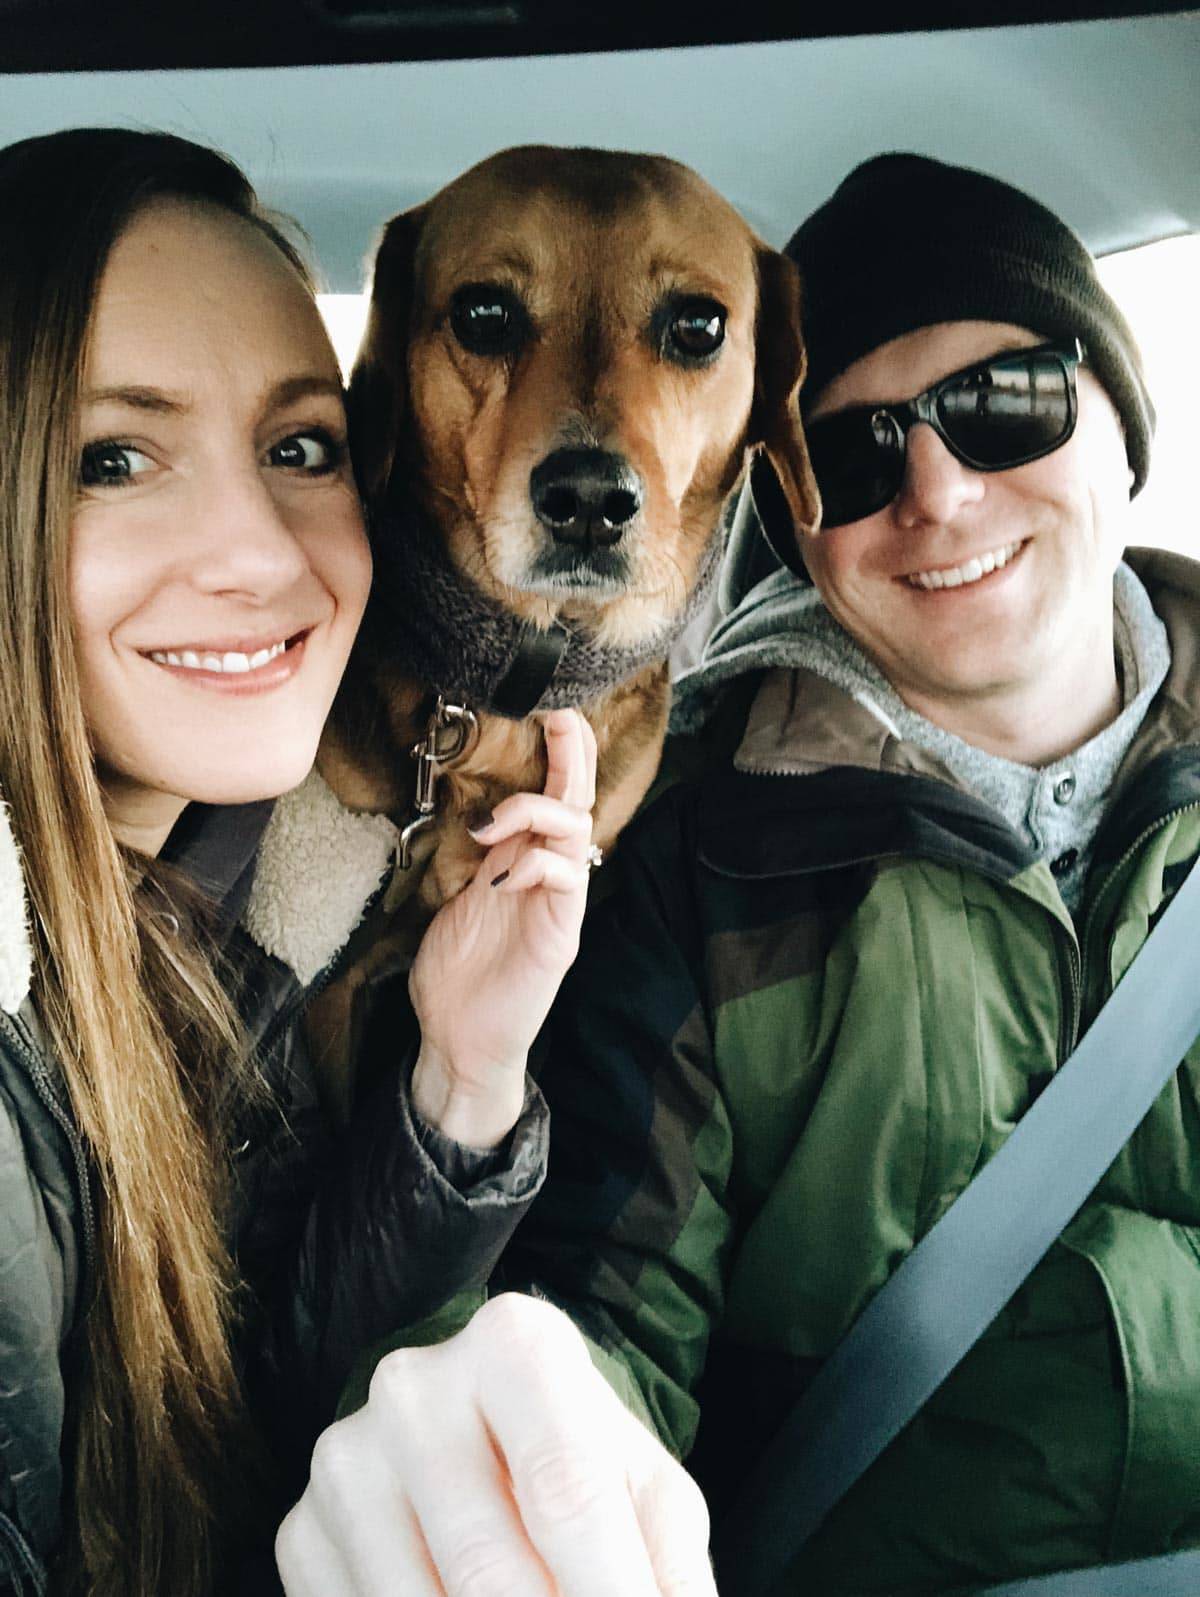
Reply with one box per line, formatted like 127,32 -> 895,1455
505,549 -> 1200,1596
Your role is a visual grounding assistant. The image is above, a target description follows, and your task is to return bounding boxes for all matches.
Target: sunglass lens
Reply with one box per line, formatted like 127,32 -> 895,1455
937,354 -> 1071,468
808,409 -> 904,529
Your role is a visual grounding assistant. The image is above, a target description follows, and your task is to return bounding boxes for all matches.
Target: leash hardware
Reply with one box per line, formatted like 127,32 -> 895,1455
396,696 -> 480,869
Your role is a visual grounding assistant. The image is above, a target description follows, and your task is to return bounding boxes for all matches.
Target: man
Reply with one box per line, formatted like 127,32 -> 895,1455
505,154 -> 1200,1593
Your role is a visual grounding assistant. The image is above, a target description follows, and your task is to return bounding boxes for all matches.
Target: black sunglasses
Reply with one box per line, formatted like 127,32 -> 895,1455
805,339 -> 1085,531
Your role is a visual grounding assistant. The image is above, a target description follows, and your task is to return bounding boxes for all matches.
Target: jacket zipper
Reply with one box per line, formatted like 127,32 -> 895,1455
0,1010 -> 96,1290
1059,799 -> 1200,1058
1055,931 -> 1083,1065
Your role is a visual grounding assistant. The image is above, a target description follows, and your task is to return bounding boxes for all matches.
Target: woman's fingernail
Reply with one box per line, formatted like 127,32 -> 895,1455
490,869 -> 510,888
465,803 -> 496,836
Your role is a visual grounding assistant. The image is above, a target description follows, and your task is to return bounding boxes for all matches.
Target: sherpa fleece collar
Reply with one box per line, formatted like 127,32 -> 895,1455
0,799 -> 31,1016
241,766 -> 400,986
0,768 -> 399,1014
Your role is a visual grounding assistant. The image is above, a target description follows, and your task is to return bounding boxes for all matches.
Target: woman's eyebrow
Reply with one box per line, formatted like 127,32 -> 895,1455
79,375 -> 344,417
264,374 -> 346,412
81,384 -> 189,413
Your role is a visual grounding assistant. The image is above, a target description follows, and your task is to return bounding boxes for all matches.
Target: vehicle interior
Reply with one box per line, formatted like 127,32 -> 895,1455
2,4 -> 1198,1586
2,0 -> 1195,562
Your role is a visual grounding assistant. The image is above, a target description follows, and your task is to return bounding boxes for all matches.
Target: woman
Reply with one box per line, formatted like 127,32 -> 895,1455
0,126 -> 596,1595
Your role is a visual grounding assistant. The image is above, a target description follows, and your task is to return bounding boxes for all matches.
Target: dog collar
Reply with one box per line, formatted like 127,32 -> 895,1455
369,495 -> 723,719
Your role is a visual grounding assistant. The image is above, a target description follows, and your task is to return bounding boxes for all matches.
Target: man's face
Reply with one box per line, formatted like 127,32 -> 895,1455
801,321 -> 1134,743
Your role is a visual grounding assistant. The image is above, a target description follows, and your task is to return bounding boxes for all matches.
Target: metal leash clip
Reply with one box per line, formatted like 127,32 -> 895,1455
396,696 -> 480,869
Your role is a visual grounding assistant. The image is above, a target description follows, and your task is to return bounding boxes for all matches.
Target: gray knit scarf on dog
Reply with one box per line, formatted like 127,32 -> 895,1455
371,497 -> 725,717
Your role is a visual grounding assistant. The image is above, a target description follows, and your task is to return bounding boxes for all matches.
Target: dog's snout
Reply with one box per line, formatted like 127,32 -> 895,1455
530,448 -> 644,547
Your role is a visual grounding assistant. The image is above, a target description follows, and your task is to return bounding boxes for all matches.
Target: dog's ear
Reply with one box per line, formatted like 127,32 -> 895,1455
347,205 -> 428,506
747,246 -> 822,547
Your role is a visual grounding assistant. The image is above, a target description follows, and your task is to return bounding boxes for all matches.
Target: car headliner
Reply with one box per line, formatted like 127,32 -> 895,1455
0,12 -> 1197,291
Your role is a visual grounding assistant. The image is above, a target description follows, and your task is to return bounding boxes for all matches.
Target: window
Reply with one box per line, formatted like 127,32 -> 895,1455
319,293 -> 370,379
1098,233 -> 1199,557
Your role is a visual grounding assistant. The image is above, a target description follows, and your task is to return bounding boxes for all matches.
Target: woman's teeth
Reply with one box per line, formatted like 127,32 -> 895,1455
908,540 -> 1023,591
148,639 -> 289,673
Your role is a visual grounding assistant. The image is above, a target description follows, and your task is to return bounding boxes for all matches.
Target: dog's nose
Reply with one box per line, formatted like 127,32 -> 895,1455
530,448 -> 644,546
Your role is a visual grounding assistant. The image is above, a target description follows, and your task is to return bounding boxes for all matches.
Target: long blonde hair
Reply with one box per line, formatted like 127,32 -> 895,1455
0,128 -> 312,1595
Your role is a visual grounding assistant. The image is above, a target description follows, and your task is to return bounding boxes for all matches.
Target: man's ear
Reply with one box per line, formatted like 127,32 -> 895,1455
747,246 -> 822,543
346,205 -> 427,508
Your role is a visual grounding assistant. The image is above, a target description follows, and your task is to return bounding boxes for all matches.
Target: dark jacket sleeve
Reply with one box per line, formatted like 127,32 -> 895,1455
0,1039 -> 78,1594
232,992 -> 548,1456
497,786 -> 736,1458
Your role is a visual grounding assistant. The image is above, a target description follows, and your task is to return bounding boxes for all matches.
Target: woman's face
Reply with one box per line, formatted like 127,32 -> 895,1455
70,197 -> 371,850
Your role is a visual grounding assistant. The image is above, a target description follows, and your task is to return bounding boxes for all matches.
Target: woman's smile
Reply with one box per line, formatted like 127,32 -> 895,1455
141,628 -> 311,690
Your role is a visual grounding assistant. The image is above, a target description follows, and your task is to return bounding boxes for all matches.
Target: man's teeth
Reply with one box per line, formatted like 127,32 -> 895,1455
908,541 -> 1023,591
148,640 -> 289,672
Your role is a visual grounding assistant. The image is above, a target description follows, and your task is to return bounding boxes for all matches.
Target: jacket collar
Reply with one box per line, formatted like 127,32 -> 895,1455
0,768 -> 396,1015
0,798 -> 277,1017
733,667 -> 966,789
725,548 -> 1200,788
0,798 -> 31,1015
698,763 -> 1038,883
241,766 -> 400,986
161,799 -> 274,939
1109,547 -> 1200,781
696,548 -> 1200,884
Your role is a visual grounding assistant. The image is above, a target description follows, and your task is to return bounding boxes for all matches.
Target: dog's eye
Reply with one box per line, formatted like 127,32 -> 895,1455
665,298 -> 726,363
450,284 -> 526,356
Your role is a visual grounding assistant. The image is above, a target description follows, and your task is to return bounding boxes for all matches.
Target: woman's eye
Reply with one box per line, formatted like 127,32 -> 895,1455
664,297 -> 727,363
78,441 -> 154,488
267,430 -> 343,473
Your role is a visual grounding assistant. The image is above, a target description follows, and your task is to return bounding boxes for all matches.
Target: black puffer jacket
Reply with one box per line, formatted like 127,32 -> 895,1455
0,777 -> 547,1593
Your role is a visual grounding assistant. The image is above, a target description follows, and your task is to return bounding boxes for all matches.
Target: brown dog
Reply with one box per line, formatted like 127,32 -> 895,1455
302,145 -> 819,1106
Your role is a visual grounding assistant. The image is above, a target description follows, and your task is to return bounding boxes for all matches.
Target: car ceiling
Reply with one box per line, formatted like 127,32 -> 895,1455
1,10 -> 1197,292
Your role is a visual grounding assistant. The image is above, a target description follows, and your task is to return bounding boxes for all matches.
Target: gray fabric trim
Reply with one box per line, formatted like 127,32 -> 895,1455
410,1063 -> 550,1192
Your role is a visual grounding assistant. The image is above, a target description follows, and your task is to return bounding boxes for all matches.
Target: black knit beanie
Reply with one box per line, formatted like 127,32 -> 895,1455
785,153 -> 1154,494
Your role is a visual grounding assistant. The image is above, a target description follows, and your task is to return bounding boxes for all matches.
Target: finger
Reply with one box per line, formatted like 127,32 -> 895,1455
491,846 -> 588,897
570,709 -> 599,809
401,1399 -> 557,1597
468,792 -> 591,855
278,1502 -> 439,1597
367,1339 -> 557,1597
471,1304 -> 663,1597
581,710 -> 598,804
276,1500 -> 358,1596
295,1411 -> 444,1596
540,708 -> 595,811
625,1426 -> 717,1597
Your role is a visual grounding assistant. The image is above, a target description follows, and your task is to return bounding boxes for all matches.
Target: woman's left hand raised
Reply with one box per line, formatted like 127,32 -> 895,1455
408,707 -> 597,1149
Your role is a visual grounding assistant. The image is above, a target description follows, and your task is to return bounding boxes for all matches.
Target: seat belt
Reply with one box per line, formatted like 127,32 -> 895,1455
966,1548 -> 1200,1596
712,854 -> 1200,1597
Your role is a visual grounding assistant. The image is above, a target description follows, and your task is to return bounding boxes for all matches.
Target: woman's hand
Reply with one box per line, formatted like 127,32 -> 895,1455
408,708 -> 597,1148
276,1293 -> 715,1597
